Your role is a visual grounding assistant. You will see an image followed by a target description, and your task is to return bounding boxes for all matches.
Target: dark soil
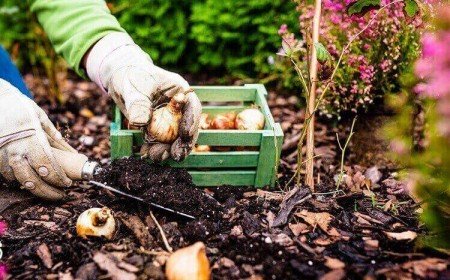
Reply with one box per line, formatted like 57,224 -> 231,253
0,76 -> 448,280
96,158 -> 223,220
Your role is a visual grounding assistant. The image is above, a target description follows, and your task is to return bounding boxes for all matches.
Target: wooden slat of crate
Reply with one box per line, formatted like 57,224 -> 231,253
197,130 -> 262,146
167,151 -> 259,168
189,170 -> 256,186
202,105 -> 248,115
255,123 -> 284,187
193,86 -> 256,102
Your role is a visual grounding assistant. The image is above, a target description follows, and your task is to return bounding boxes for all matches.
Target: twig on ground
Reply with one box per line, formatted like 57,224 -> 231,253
149,211 -> 173,253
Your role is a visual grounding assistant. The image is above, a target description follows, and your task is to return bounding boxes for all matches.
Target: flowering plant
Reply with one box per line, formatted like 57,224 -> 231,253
278,0 -> 423,118
386,2 -> 450,249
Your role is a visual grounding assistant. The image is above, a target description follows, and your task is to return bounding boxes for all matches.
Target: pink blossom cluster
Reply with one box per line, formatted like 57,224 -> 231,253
414,5 -> 450,137
0,221 -> 6,236
0,221 -> 6,280
0,264 -> 6,280
280,0 -> 423,117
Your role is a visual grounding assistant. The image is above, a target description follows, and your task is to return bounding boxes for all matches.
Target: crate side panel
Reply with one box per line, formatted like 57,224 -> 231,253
190,170 -> 256,186
254,89 -> 275,130
254,130 -> 282,188
110,130 -> 134,160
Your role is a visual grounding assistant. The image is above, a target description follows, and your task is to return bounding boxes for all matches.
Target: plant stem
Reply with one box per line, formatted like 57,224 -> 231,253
336,117 -> 357,189
305,0 -> 322,191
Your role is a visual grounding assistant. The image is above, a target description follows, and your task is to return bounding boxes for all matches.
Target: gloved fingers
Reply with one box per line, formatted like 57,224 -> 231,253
140,142 -> 171,162
25,148 -> 72,189
114,68 -> 155,126
32,102 -> 77,153
9,155 -> 66,201
151,66 -> 190,108
179,91 -> 202,139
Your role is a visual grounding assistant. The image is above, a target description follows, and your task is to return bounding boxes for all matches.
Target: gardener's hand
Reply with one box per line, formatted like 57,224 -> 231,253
0,79 -> 77,200
86,32 -> 201,162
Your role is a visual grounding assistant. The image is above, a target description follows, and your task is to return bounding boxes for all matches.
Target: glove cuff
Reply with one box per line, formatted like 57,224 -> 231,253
86,32 -> 136,94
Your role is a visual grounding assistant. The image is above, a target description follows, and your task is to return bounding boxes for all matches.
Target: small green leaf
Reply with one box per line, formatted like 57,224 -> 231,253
314,42 -> 331,63
404,0 -> 419,17
347,0 -> 381,16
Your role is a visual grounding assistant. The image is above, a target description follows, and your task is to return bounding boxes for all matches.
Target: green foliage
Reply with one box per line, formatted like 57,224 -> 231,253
347,0 -> 381,16
109,0 -> 194,68
404,0 -> 419,17
0,0 -> 64,103
386,90 -> 450,249
190,0 -> 298,76
1,0 -> 299,80
314,42 -> 331,63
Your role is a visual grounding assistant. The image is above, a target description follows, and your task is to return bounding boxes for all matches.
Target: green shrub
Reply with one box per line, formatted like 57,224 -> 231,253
0,0 -> 64,103
190,0 -> 298,76
109,0 -> 195,68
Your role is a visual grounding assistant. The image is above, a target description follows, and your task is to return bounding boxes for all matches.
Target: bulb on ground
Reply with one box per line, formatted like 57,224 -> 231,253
76,207 -> 116,240
165,242 -> 211,280
146,93 -> 186,143
235,109 -> 265,130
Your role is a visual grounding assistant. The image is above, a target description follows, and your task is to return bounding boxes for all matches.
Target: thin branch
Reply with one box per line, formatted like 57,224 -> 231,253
149,211 -> 173,253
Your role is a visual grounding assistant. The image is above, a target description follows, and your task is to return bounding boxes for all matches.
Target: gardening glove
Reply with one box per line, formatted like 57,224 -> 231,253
0,79 -> 78,200
86,32 -> 202,162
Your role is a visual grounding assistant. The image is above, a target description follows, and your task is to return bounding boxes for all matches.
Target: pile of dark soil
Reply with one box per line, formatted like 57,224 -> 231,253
96,158 -> 223,220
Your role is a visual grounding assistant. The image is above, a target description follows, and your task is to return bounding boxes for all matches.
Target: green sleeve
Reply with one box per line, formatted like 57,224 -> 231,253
30,0 -> 126,77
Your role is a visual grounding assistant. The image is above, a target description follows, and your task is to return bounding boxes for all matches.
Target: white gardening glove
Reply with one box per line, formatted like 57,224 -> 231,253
0,79 -> 77,200
86,32 -> 202,162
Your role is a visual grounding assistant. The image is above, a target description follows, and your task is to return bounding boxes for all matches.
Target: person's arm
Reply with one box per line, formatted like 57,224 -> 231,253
31,0 -> 202,162
30,0 -> 125,77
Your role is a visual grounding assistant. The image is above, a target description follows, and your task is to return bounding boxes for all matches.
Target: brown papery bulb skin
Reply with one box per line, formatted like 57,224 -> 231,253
166,242 -> 211,280
194,145 -> 211,152
235,109 -> 265,130
76,207 -> 116,240
147,93 -> 186,143
199,113 -> 211,130
210,112 -> 236,130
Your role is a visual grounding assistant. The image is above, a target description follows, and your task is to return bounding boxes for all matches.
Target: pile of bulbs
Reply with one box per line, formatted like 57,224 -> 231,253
200,108 -> 265,131
196,108 -> 265,152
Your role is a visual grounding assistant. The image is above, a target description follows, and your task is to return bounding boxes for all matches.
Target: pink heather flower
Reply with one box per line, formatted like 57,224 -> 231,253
0,221 -> 6,236
0,264 -> 6,280
278,24 -> 288,35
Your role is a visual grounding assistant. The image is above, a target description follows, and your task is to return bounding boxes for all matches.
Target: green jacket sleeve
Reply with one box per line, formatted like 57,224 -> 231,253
30,0 -> 125,77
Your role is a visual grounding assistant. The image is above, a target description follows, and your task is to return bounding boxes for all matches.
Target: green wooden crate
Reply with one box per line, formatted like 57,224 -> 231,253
110,84 -> 284,188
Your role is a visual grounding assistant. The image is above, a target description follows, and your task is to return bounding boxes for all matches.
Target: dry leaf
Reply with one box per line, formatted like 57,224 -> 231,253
93,252 -> 137,280
384,230 -> 417,241
320,269 -> 346,280
266,211 -> 276,228
314,237 -> 333,246
295,210 -> 333,232
36,243 -> 53,269
324,257 -> 345,269
288,223 -> 309,236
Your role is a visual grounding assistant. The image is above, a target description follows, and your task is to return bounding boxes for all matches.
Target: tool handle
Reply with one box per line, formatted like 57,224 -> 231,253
51,147 -> 89,181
